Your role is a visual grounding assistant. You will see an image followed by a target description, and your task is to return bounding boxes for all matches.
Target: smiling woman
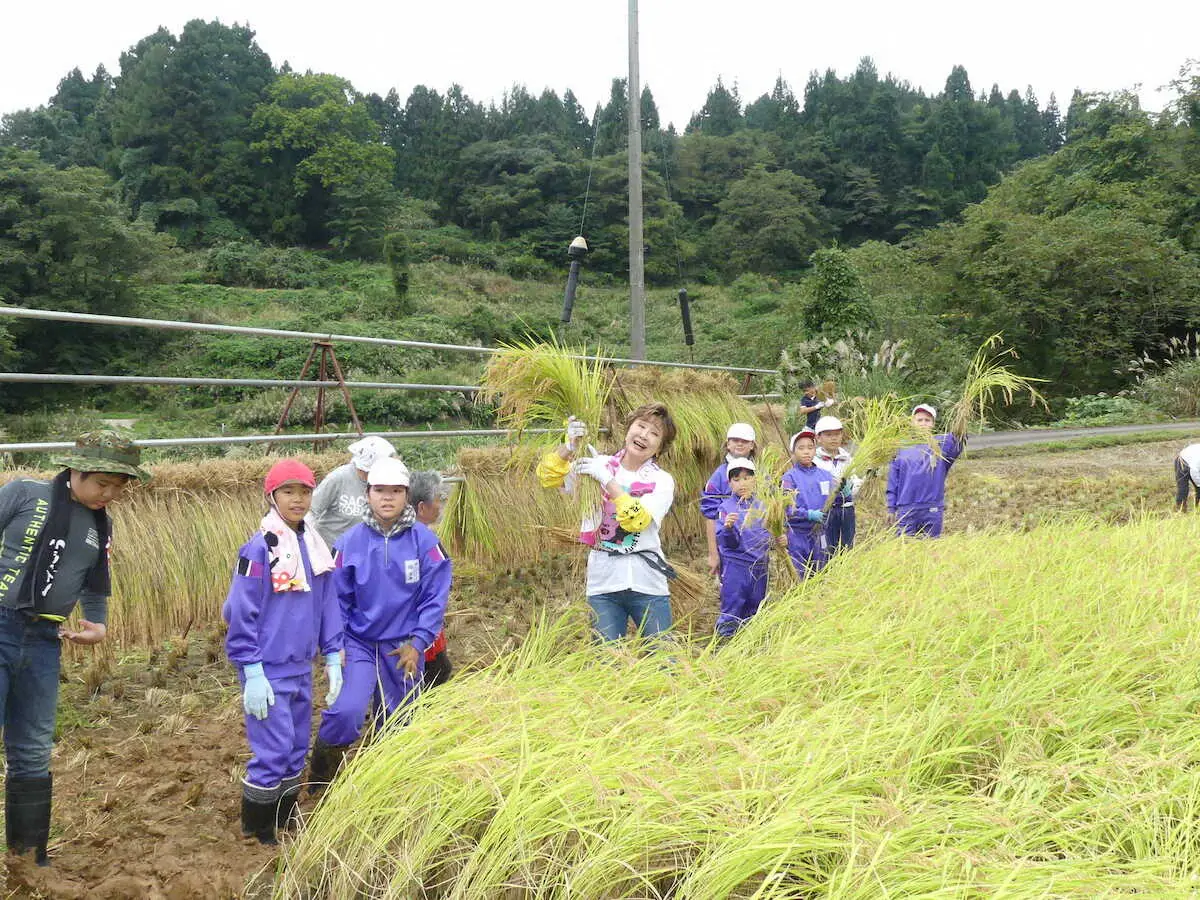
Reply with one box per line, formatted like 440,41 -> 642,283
537,403 -> 678,643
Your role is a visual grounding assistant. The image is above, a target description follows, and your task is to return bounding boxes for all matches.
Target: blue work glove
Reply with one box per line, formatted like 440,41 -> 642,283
840,481 -> 854,499
805,509 -> 825,524
324,652 -> 344,706
242,663 -> 275,721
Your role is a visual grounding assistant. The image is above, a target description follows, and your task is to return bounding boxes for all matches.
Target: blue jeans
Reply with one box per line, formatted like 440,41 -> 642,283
587,590 -> 672,643
0,607 -> 62,778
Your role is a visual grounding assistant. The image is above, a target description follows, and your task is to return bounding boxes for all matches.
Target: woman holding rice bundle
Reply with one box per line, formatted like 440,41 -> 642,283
537,404 -> 678,643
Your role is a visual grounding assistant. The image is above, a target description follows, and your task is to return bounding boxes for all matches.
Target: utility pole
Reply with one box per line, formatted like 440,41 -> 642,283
627,0 -> 646,360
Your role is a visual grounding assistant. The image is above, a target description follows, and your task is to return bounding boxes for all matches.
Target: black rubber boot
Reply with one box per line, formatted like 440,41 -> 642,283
423,650 -> 453,689
5,774 -> 52,866
240,791 -> 278,846
276,774 -> 303,832
306,740 -> 349,795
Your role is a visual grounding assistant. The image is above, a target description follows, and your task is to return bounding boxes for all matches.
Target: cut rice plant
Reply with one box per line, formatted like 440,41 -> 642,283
947,333 -> 1047,439
276,513 -> 1200,898
476,338 -> 613,441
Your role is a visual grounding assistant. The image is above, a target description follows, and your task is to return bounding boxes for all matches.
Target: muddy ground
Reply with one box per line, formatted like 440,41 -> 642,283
0,440 -> 1189,898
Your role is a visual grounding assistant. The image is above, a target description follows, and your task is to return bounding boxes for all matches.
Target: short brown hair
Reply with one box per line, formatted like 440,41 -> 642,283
624,403 -> 676,455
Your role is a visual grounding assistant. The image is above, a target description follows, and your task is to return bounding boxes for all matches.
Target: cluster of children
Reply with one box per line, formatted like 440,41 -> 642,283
222,438 -> 452,846
701,402 -> 963,639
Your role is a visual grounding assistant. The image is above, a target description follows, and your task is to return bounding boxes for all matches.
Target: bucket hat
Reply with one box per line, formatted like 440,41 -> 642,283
53,430 -> 150,481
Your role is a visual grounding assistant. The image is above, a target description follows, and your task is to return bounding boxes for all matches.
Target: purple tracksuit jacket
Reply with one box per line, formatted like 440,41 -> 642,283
317,518 -> 451,746
782,463 -> 832,576
714,495 -> 771,637
700,458 -> 737,521
886,433 -> 965,538
223,528 -> 343,788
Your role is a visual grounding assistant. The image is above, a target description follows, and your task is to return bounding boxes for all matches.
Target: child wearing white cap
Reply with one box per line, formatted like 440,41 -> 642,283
886,404 -> 964,537
713,458 -> 771,639
701,423 -> 758,576
310,436 -> 398,546
813,415 -> 860,552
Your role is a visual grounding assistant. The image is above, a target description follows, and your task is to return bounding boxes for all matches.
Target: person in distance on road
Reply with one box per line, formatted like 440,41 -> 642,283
0,431 -> 148,866
222,459 -> 344,846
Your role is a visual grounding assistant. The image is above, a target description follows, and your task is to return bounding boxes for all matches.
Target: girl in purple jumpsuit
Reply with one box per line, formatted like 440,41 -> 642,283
223,459 -> 344,845
782,430 -> 833,577
714,458 -> 771,638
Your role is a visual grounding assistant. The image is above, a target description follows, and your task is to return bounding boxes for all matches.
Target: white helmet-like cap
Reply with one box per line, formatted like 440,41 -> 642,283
349,435 -> 397,471
726,456 -> 756,475
814,415 -> 843,435
912,403 -> 938,419
367,457 -> 410,487
726,422 -> 756,442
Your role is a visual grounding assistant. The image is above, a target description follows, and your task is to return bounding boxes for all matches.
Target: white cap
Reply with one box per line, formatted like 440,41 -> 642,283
726,457 -> 756,475
814,415 -> 843,435
367,457 -> 410,487
912,403 -> 938,420
726,423 -> 756,443
789,429 -> 816,452
349,436 -> 397,471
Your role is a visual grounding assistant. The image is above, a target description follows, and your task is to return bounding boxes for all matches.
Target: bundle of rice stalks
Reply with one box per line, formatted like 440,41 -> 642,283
477,339 -> 613,441
947,333 -> 1046,440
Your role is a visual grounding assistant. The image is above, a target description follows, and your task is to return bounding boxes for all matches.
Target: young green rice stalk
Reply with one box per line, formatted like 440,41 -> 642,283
948,333 -> 1047,440
278,512 -> 1200,897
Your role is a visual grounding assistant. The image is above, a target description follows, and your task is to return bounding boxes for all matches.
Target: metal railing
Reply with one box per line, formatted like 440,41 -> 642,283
0,306 -> 778,375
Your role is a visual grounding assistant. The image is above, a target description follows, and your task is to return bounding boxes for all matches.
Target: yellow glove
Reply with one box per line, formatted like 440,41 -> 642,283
613,493 -> 652,533
537,450 -> 571,488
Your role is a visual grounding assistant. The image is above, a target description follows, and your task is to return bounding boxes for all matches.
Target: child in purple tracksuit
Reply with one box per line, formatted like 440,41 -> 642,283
308,457 -> 451,787
223,459 -> 344,845
701,423 -> 758,577
886,403 -> 965,538
714,458 -> 771,639
782,429 -> 833,576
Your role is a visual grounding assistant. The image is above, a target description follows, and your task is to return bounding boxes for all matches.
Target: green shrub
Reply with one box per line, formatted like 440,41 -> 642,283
205,242 -> 329,289
1054,394 -> 1165,427
1136,360 -> 1200,418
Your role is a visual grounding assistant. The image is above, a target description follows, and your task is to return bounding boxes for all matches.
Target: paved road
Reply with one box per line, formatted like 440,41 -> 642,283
970,421 -> 1200,449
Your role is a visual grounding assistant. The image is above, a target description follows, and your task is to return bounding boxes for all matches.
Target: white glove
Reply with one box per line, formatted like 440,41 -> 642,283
242,664 -> 275,721
571,455 -> 612,487
564,416 -> 587,451
824,398 -> 837,407
324,653 -> 343,706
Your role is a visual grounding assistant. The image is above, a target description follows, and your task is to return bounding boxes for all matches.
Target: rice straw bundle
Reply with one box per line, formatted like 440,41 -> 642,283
947,333 -> 1047,440
477,339 -> 613,441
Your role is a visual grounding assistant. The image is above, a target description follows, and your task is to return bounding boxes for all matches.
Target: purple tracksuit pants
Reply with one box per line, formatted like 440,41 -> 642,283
895,506 -> 944,538
317,633 -> 423,746
786,530 -> 828,577
716,560 -> 768,637
242,671 -> 312,789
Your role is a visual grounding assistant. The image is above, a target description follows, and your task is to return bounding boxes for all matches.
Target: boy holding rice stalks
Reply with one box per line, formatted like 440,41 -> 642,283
798,381 -> 836,429
537,405 -> 678,643
886,404 -> 964,538
701,423 -> 758,576
782,429 -> 833,576
309,457 -> 451,786
0,431 -> 147,866
814,416 -> 860,552
223,459 -> 344,845
714,458 -> 771,639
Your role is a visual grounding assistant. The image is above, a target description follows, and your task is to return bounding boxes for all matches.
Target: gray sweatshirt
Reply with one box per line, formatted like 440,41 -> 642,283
0,478 -> 107,623
311,463 -> 369,547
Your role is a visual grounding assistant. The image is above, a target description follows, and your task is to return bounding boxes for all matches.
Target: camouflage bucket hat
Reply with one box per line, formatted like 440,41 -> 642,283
53,430 -> 151,481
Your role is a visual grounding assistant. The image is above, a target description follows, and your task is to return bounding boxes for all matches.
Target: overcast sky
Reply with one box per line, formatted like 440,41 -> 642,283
3,1 -> 1197,128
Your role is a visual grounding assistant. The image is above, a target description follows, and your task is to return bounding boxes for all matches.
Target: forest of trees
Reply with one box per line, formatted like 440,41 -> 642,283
2,18 -> 1200,398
